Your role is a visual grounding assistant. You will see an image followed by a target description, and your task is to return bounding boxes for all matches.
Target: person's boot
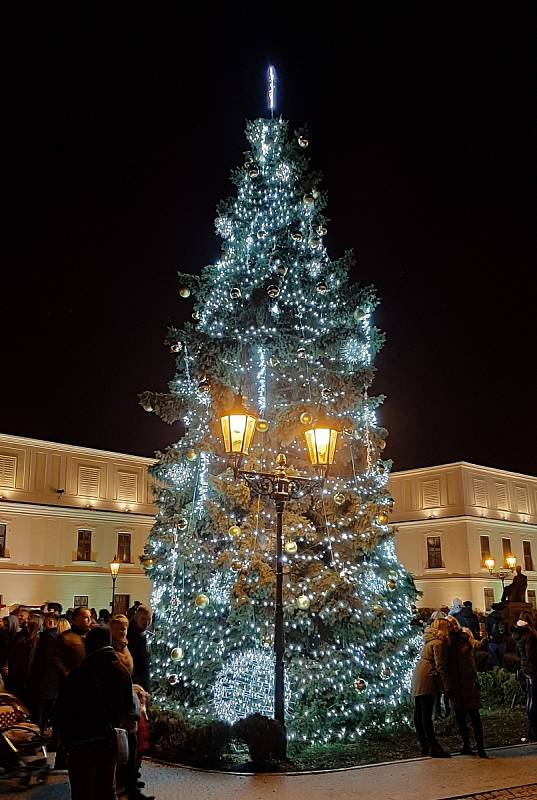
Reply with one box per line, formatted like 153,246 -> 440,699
429,742 -> 451,758
460,739 -> 473,755
477,749 -> 488,758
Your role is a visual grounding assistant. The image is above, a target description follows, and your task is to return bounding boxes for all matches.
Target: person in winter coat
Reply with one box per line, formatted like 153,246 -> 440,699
411,618 -> 452,757
512,611 -> 537,740
56,625 -> 133,800
110,615 -> 134,675
449,598 -> 465,627
5,615 -> 42,702
0,615 -> 20,679
27,612 -> 61,733
53,606 -> 91,681
446,616 -> 488,757
459,602 -> 480,639
127,605 -> 152,691
486,603 -> 507,667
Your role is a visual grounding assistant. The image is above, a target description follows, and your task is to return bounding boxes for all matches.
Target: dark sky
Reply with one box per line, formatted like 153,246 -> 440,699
3,8 -> 536,474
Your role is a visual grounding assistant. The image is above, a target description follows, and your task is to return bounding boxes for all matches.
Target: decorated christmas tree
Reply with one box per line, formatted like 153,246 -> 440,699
140,111 -> 420,746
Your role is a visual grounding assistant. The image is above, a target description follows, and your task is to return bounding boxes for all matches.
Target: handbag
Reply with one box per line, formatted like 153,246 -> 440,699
114,727 -> 129,765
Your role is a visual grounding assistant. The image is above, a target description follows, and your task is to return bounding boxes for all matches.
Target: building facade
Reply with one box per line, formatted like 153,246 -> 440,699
391,462 -> 537,612
1,434 -> 536,617
0,434 -> 156,614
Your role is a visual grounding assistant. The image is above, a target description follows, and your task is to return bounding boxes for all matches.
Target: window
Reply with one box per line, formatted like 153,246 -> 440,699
422,480 -> 440,509
496,483 -> 509,511
523,541 -> 533,572
74,595 -> 89,607
77,466 -> 101,498
117,472 -> 137,503
480,535 -> 491,567
515,486 -> 529,514
117,533 -> 131,563
0,455 -> 17,488
76,529 -> 92,561
0,524 -> 6,558
528,590 -> 536,610
426,536 -> 443,569
502,537 -> 512,567
113,594 -> 130,616
484,588 -> 494,612
473,478 -> 487,507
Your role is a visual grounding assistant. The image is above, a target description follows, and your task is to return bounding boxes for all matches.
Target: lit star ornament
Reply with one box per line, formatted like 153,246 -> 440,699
268,65 -> 277,116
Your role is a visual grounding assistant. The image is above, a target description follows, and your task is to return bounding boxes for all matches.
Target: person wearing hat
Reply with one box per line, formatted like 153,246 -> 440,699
485,602 -> 507,668
512,611 -> 537,740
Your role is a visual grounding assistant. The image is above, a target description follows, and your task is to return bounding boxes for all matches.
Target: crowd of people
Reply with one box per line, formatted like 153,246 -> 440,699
411,596 -> 537,758
0,600 -> 153,800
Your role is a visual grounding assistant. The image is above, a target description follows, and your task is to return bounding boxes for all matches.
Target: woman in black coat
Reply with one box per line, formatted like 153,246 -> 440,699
512,611 -> 537,741
446,616 -> 487,757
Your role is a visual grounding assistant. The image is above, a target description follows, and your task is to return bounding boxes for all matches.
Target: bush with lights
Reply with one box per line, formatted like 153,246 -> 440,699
140,116 -> 420,748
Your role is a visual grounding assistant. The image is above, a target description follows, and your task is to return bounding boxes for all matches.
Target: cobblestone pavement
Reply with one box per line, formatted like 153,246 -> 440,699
1,745 -> 536,800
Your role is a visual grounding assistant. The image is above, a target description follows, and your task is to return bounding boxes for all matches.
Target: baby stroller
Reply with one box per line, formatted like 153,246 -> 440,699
0,691 -> 48,789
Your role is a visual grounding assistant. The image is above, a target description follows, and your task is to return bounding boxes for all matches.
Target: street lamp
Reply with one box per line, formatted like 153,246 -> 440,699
484,556 -> 512,591
506,555 -> 517,570
484,557 -> 495,575
110,555 -> 121,614
219,404 -> 339,756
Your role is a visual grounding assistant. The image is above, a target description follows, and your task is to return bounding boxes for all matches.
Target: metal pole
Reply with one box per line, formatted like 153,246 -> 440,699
111,575 -> 117,614
274,499 -> 285,731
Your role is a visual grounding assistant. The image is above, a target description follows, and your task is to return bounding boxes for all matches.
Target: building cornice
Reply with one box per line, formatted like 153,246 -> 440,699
0,432 -> 157,465
0,500 -> 155,525
393,515 -> 537,531
391,461 -> 537,483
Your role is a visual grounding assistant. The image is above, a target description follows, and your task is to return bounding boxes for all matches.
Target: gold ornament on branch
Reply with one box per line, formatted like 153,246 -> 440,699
300,412 -> 313,425
354,678 -> 367,692
275,263 -> 288,277
303,193 -> 314,205
228,525 -> 241,538
386,576 -> 397,591
315,281 -> 328,294
296,595 -> 311,611
177,518 -> 188,531
179,287 -> 191,298
284,541 -> 298,555
170,647 -> 184,662
248,166 -> 259,178
171,342 -> 182,353
194,594 -> 209,608
334,492 -> 346,506
376,512 -> 389,526
354,307 -> 366,322
267,285 -> 280,298
185,449 -> 197,462
291,230 -> 303,242
168,674 -> 179,686
256,419 -> 269,432
298,135 -> 309,148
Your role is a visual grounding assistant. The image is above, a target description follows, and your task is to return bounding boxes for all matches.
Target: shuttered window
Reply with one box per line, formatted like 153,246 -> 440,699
496,483 -> 509,511
523,541 -> 533,572
117,532 -> 131,563
422,480 -> 440,509
515,486 -> 529,514
426,536 -> 443,569
473,478 -> 487,507
480,535 -> 491,567
484,588 -> 494,612
117,472 -> 137,502
502,537 -> 512,567
76,529 -> 92,561
77,466 -> 100,498
0,455 -> 16,488
0,524 -> 6,558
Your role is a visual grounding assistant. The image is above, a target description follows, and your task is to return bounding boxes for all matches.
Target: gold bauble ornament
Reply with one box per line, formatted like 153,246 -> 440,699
296,595 -> 310,611
171,342 -> 182,353
275,263 -> 288,277
376,512 -> 389,526
143,558 -> 153,569
231,560 -> 241,572
179,287 -> 191,298
168,674 -> 179,686
387,577 -> 397,592
297,347 -> 307,359
309,237 -> 320,248
300,411 -> 313,425
353,307 -> 366,322
354,678 -> 367,692
177,518 -> 188,531
379,440 -> 386,450
267,285 -> 280,299
261,633 -> 272,649
228,525 -> 241,538
195,594 -> 209,608
230,287 -> 241,299
170,646 -> 184,662
316,281 -> 328,294
321,387 -> 332,399
185,449 -> 197,461
256,419 -> 269,432
291,230 -> 303,242
334,492 -> 346,506
298,135 -> 309,148
257,229 -> 267,239
198,379 -> 210,394
284,541 -> 298,555
248,166 -> 259,178
303,193 -> 314,205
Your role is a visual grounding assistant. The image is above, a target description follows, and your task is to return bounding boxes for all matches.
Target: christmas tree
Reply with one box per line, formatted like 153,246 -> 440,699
140,113 -> 420,746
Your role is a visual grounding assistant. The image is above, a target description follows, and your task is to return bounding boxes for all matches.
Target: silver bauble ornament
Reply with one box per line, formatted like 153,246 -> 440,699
296,595 -> 311,610
334,492 -> 346,506
267,285 -> 280,299
315,281 -> 328,294
230,287 -> 241,299
179,287 -> 191,298
248,166 -> 259,178
177,518 -> 188,531
298,135 -> 309,148
354,307 -> 366,322
170,647 -> 184,662
297,347 -> 307,359
303,193 -> 314,205
291,230 -> 303,241
171,342 -> 182,353
275,263 -> 288,277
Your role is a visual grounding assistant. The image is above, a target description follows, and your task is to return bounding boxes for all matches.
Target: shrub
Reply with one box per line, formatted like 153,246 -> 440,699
479,667 -> 523,708
232,713 -> 286,766
149,707 -> 232,766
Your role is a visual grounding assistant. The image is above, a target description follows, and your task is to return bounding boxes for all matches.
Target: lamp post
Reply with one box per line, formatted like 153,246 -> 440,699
110,555 -> 121,614
485,556 -> 516,592
219,398 -> 339,756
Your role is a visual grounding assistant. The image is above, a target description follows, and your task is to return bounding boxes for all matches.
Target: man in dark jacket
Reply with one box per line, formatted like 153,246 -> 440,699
503,566 -> 528,603
486,603 -> 506,667
56,626 -> 133,800
512,612 -> 537,740
28,612 -> 59,733
127,605 -> 152,691
459,602 -> 480,639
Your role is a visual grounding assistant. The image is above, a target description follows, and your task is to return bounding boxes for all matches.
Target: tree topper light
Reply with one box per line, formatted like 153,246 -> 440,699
268,65 -> 277,116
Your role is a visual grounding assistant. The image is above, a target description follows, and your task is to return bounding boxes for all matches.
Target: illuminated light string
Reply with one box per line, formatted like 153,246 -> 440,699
145,116 -> 419,744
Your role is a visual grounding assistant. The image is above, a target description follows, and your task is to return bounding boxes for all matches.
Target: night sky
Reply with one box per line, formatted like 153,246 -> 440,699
3,9 -> 536,475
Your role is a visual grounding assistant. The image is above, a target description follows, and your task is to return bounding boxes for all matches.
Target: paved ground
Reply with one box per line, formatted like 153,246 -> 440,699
1,745 -> 536,800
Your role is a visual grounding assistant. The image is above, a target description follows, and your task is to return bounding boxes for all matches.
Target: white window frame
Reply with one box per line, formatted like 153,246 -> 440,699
74,528 -> 94,563
425,533 -> 445,571
117,531 -> 132,564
